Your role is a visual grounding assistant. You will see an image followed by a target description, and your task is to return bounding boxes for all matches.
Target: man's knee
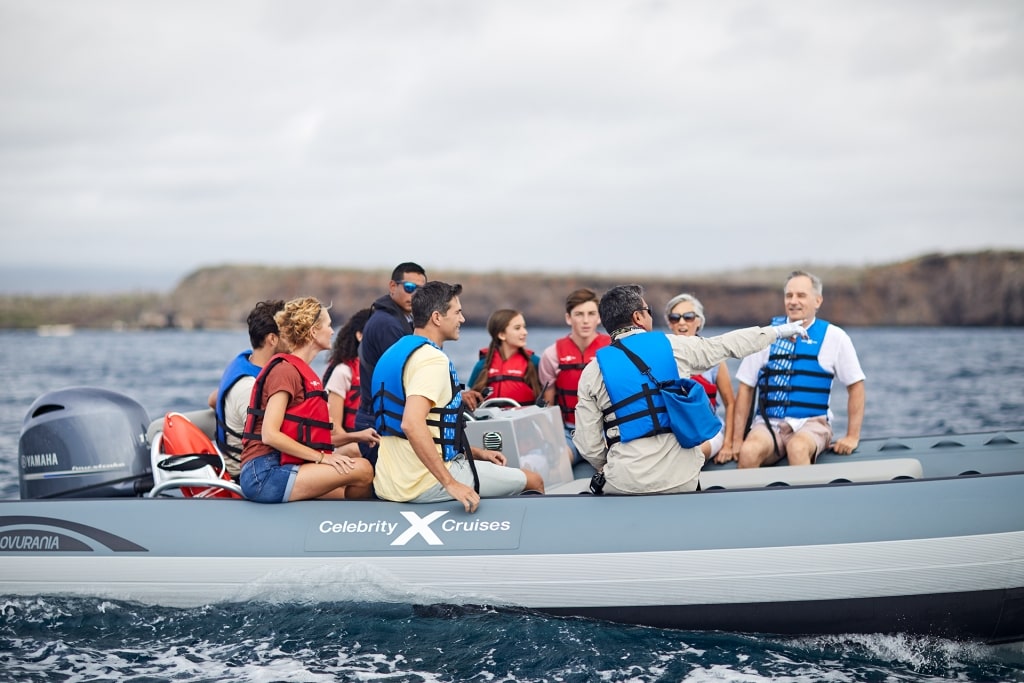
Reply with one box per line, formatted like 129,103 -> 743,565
735,431 -> 763,466
785,433 -> 819,466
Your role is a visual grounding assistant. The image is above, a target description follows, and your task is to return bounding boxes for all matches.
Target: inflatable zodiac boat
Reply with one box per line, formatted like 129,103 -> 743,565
3,386 -> 1023,644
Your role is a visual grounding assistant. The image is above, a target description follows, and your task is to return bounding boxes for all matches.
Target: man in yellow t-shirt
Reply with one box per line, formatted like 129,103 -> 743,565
372,281 -> 545,513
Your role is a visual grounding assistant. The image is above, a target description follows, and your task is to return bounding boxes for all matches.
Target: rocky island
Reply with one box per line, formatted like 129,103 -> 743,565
2,250 -> 1021,329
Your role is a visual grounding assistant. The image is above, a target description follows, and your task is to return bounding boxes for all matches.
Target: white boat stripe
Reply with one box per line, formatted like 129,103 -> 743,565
2,530 -> 1021,609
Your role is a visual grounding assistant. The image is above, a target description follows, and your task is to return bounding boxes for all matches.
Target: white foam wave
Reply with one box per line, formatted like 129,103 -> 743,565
224,562 -> 505,608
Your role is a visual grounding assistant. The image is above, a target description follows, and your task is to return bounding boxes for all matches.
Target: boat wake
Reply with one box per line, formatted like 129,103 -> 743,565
226,562 -> 508,608
3,596 -> 1024,682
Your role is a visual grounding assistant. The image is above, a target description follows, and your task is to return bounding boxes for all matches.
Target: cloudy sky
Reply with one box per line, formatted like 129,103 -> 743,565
1,1 -> 1022,293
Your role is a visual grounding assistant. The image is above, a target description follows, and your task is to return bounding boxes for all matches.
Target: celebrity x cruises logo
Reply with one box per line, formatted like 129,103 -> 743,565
311,509 -> 520,551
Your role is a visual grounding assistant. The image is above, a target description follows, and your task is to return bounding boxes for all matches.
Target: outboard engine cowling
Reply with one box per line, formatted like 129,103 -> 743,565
19,387 -> 153,499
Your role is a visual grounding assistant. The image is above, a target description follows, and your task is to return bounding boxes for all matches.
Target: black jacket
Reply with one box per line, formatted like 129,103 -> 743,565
357,293 -> 414,413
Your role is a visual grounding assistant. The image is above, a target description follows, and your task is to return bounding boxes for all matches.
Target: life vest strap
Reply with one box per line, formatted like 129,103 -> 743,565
606,425 -> 674,446
767,351 -> 826,363
215,415 -> 244,459
762,397 -> 831,411
425,406 -> 464,449
489,373 -> 528,384
242,405 -> 267,442
282,412 -> 332,431
763,368 -> 834,380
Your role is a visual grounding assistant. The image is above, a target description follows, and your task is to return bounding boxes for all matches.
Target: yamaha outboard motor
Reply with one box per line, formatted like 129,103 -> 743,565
19,387 -> 153,499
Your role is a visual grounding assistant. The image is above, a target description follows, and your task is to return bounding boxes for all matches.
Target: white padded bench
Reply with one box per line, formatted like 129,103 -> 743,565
700,458 -> 923,490
547,458 -> 923,495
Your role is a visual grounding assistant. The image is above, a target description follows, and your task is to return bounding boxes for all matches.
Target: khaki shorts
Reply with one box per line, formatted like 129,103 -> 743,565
749,416 -> 833,464
412,454 -> 527,503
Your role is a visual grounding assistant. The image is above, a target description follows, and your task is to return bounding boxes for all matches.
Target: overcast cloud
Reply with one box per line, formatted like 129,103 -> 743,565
1,1 -> 1022,292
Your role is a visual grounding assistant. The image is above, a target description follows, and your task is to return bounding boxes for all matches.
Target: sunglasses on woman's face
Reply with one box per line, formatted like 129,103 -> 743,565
668,312 -> 698,323
397,281 -> 420,294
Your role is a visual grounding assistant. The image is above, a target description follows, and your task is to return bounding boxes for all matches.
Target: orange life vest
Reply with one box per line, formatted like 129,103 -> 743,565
157,411 -> 241,499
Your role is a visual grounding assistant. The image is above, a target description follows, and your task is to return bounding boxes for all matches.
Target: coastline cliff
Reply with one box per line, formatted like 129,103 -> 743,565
2,251 -> 1021,329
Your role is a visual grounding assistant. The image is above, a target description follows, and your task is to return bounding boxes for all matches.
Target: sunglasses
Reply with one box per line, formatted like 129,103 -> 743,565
668,312 -> 698,323
397,281 -> 421,294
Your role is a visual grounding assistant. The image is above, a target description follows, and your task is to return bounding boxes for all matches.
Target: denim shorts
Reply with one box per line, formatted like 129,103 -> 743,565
239,453 -> 299,503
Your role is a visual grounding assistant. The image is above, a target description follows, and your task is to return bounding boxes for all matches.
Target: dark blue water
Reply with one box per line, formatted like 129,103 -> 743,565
2,327 -> 1023,681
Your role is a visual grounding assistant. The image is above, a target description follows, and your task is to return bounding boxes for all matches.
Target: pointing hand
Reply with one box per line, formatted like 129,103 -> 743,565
773,321 -> 808,340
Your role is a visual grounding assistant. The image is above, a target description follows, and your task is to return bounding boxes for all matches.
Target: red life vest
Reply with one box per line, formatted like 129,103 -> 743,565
243,354 -> 333,466
690,373 -> 718,410
323,358 -> 362,432
554,334 -> 611,426
477,347 -> 537,405
341,357 -> 361,431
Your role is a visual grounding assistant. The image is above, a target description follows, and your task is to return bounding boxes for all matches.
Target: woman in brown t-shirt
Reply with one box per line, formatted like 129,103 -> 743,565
239,297 -> 375,503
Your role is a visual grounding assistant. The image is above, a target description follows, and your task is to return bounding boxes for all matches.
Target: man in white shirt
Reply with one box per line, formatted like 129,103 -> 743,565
209,300 -> 285,478
732,270 -> 866,467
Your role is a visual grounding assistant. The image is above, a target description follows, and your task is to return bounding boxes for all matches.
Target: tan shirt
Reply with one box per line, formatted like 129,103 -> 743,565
573,327 -> 776,494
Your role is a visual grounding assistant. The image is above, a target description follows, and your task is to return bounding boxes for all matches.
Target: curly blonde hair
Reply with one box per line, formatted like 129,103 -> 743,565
274,297 -> 325,350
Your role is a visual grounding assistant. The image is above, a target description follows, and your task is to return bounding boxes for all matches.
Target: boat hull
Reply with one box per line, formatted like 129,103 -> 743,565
3,469 -> 1023,643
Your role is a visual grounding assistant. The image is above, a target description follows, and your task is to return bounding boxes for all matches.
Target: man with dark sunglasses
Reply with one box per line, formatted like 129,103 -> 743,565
353,262 -> 428,465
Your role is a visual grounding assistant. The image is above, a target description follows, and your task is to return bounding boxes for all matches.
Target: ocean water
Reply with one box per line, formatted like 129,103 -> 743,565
1,326 -> 1024,682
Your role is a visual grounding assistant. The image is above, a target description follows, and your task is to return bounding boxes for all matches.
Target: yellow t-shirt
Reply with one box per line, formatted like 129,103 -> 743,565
374,344 -> 456,502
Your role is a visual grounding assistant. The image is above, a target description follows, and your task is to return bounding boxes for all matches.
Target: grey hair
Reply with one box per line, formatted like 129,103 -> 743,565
787,270 -> 823,295
664,293 -> 706,332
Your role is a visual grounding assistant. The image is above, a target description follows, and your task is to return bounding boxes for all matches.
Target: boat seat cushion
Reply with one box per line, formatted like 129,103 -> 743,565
699,458 -> 924,490
547,458 -> 924,495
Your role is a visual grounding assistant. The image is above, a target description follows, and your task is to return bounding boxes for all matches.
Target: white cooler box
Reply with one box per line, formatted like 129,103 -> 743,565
464,405 -> 574,489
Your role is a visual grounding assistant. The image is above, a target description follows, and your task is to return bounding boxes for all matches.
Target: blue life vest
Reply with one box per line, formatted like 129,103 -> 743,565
371,335 -> 466,462
595,333 -> 677,445
758,316 -> 834,419
215,350 -> 261,460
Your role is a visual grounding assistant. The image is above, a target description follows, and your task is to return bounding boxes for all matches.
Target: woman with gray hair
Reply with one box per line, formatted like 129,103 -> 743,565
664,293 -> 738,464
